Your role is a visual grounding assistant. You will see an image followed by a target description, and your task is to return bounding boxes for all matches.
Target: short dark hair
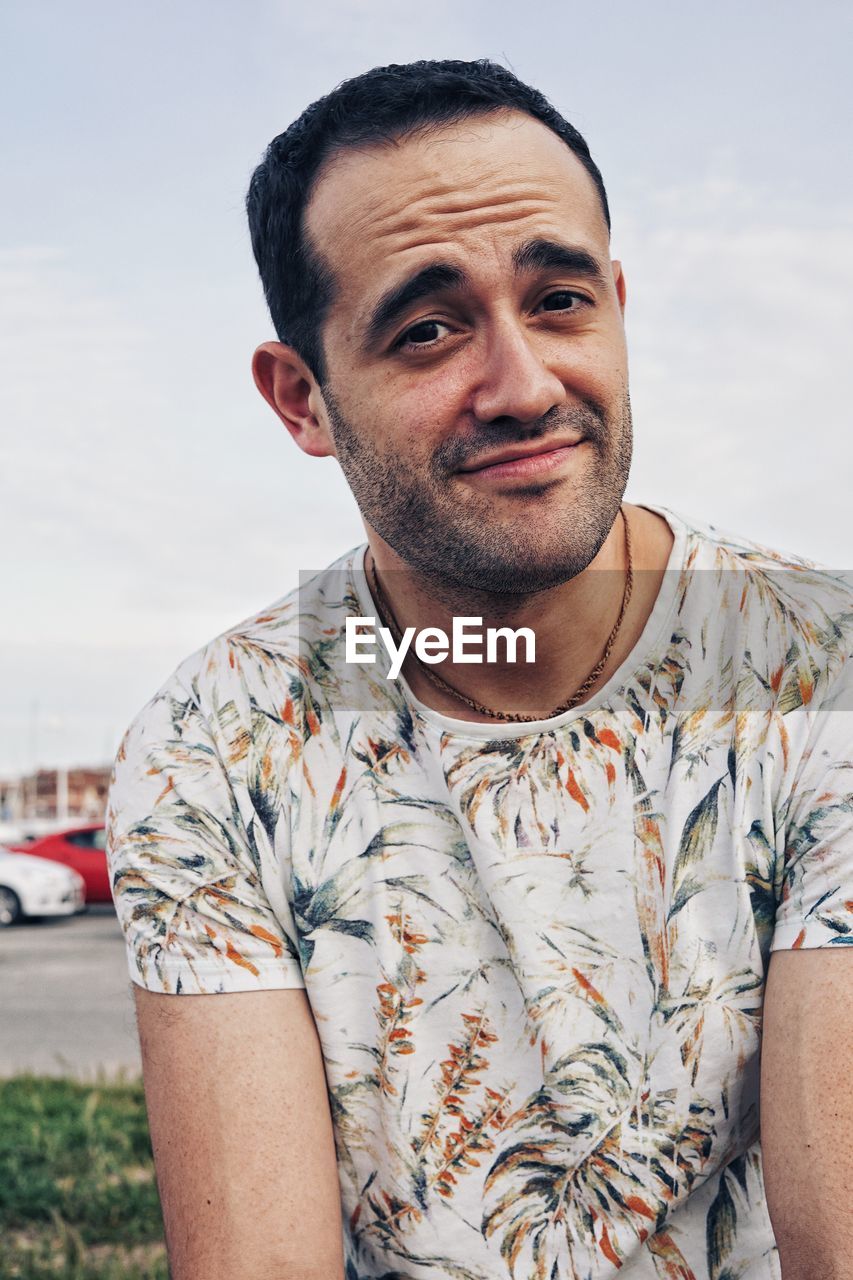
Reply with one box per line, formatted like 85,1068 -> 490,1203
246,58 -> 610,385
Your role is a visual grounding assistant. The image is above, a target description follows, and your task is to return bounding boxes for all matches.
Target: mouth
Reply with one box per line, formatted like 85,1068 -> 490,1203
456,437 -> 585,481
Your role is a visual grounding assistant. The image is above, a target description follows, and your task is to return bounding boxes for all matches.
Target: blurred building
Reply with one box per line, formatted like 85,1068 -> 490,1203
0,766 -> 111,825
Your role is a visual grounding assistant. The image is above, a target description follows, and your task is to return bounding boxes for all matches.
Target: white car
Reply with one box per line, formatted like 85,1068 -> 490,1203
0,846 -> 86,926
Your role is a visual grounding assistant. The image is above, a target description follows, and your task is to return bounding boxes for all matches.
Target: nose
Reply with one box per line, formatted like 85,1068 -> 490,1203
469,319 -> 566,425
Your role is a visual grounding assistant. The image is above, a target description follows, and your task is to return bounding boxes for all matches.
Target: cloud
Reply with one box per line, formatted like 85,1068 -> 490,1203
616,175 -> 853,562
0,245 -> 363,637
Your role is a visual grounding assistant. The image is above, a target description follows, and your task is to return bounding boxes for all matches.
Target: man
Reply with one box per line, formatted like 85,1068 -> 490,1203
107,59 -> 853,1280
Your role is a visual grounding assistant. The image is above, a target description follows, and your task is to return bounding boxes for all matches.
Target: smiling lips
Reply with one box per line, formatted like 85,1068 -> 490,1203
457,438 -> 585,481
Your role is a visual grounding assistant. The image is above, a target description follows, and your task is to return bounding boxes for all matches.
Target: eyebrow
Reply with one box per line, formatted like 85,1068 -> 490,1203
363,263 -> 468,350
362,238 -> 609,350
511,238 -> 608,285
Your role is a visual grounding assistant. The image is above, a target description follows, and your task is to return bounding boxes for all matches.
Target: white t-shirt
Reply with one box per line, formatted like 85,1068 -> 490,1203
107,506 -> 853,1279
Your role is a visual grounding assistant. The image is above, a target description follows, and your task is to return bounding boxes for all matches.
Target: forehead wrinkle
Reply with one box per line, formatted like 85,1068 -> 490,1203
330,159 -> 567,237
356,188 -> 561,245
379,225 -> 545,263
392,185 -> 556,223
378,203 -> 559,249
343,197 -> 566,277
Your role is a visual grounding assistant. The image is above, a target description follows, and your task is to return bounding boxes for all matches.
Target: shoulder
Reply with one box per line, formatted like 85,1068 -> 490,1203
121,546 -> 368,760
652,502 -> 836,576
654,505 -> 853,707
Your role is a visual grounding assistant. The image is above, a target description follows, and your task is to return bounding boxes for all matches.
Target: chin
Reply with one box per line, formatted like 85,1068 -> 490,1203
441,546 -> 596,597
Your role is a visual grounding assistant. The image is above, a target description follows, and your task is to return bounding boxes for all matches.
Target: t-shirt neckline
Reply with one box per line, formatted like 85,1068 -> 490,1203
350,503 -> 690,741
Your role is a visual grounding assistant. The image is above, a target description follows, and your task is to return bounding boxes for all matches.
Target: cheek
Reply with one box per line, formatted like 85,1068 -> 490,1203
364,367 -> 468,447
554,344 -> 627,408
587,326 -> 629,383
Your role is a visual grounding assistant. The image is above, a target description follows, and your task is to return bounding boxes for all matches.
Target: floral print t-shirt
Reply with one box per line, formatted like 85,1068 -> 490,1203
107,505 -> 853,1280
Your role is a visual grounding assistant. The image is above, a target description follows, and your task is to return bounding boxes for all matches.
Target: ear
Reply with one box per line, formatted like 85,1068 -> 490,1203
611,260 -> 627,316
252,341 -> 336,458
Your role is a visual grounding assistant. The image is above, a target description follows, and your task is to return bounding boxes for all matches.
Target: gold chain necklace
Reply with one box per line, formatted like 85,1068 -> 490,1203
367,506 -> 634,723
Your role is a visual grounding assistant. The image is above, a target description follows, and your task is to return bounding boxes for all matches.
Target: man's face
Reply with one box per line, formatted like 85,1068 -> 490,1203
304,109 -> 632,594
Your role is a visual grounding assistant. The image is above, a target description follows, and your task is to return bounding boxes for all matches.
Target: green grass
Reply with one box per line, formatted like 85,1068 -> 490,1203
0,1075 -> 168,1279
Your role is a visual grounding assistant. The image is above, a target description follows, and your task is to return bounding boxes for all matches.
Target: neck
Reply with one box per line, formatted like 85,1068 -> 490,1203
363,504 -> 674,723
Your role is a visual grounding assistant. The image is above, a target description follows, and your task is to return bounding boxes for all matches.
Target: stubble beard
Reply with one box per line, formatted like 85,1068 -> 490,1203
322,384 -> 634,601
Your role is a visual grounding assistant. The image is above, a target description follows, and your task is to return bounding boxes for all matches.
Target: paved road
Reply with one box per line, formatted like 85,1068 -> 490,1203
0,905 -> 142,1079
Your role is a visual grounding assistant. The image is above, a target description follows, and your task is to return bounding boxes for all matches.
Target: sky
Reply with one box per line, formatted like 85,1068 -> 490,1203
2,0 -> 852,774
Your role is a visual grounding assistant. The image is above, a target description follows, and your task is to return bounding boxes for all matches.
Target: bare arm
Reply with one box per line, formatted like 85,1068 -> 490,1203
135,984 -> 345,1280
760,949 -> 853,1279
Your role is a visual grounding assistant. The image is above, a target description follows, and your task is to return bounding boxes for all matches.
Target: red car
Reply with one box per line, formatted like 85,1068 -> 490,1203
12,824 -> 111,903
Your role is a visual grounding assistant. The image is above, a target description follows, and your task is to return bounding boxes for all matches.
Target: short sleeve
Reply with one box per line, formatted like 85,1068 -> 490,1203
771,660 -> 853,951
106,663 -> 305,994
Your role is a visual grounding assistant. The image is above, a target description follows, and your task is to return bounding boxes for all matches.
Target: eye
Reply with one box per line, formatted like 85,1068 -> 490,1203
538,290 -> 589,313
393,319 -> 452,351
